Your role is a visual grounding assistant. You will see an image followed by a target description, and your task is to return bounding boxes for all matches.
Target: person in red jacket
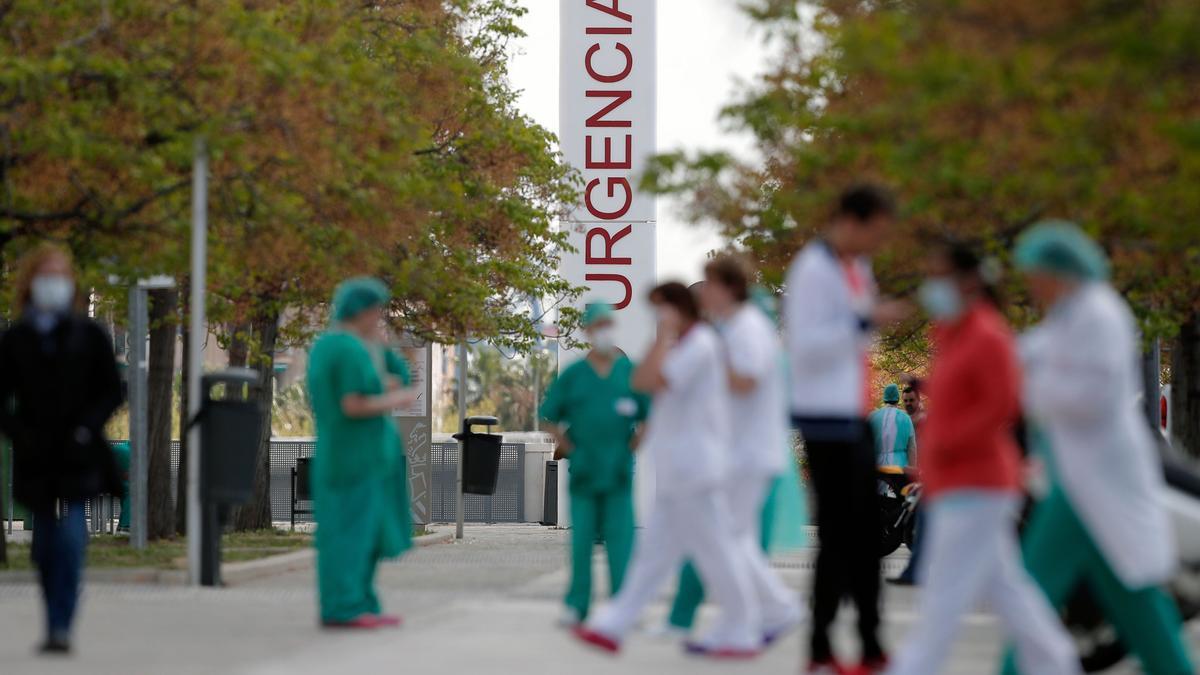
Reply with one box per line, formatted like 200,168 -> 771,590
886,242 -> 1079,675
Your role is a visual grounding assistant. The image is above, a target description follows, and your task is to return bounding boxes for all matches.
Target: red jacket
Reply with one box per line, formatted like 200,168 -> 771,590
919,301 -> 1023,499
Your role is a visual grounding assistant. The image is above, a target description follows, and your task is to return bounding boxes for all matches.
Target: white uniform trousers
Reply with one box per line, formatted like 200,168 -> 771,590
887,491 -> 1080,675
724,474 -> 800,632
587,489 -> 760,650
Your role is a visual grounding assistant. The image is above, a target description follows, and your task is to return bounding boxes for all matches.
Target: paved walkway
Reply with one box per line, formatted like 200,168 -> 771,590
0,524 -> 1194,674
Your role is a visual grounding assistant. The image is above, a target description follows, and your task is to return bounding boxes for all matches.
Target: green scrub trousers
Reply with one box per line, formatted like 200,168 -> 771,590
1001,488 -> 1193,675
566,485 -> 635,619
668,478 -> 779,629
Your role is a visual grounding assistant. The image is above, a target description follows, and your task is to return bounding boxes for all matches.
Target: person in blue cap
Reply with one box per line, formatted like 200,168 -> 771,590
540,302 -> 649,628
306,277 -> 419,629
1000,221 -> 1194,674
869,384 -> 917,468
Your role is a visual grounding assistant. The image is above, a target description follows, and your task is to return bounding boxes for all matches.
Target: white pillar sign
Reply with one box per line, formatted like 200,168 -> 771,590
560,0 -> 657,362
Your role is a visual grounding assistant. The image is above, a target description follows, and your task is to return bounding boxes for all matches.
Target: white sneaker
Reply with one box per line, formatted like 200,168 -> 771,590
641,621 -> 690,641
556,606 -> 582,629
762,603 -> 808,646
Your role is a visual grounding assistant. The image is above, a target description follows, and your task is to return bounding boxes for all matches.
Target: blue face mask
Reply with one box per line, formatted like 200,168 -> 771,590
918,278 -> 964,321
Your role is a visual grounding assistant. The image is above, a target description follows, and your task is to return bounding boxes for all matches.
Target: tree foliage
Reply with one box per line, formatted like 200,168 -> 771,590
1,0 -> 580,532
645,0 -> 1200,343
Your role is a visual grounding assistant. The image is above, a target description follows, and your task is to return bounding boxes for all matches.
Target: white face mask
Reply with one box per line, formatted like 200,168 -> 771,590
917,277 -> 964,321
30,275 -> 75,313
589,326 -> 617,354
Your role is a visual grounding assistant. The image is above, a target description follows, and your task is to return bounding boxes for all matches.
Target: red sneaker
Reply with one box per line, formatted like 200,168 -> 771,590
320,615 -> 378,630
859,654 -> 890,674
371,614 -> 403,628
806,660 -> 852,675
572,626 -> 620,654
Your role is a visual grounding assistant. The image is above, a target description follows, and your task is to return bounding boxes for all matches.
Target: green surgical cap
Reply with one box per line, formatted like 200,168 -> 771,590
332,277 -> 390,323
750,285 -> 780,324
582,302 -> 615,328
1014,220 -> 1110,282
883,383 -> 901,404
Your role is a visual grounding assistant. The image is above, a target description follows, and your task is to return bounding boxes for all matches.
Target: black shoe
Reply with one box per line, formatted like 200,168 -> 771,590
887,575 -> 916,586
38,638 -> 71,656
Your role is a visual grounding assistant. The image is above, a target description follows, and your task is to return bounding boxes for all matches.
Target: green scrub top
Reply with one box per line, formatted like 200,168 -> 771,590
539,355 -> 649,495
306,331 -> 411,488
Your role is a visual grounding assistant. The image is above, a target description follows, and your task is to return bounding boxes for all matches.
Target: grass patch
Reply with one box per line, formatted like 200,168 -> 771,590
0,530 -> 312,571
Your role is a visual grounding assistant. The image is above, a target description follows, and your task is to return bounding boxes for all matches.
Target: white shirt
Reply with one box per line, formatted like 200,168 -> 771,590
721,304 -> 788,477
640,324 -> 731,496
784,241 -> 875,418
1022,282 -> 1175,587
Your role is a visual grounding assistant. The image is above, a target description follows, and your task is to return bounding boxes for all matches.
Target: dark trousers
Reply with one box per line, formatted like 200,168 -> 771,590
898,507 -> 925,582
31,501 -> 87,639
804,426 -> 883,662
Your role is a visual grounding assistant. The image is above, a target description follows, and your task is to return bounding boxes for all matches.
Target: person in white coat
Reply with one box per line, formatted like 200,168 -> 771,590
687,254 -> 806,652
573,282 -> 761,658
1001,220 -> 1194,675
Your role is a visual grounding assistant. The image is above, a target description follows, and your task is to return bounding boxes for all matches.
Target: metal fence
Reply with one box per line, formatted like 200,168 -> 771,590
430,442 -> 525,523
9,438 -> 528,529
164,439 -> 316,524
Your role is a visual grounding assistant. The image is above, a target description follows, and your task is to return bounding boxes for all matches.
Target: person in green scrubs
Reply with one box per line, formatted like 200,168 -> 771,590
307,277 -> 419,629
112,441 -> 131,531
540,303 -> 649,627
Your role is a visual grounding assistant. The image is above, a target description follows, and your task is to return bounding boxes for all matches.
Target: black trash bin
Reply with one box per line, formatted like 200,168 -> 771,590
453,416 -> 501,496
196,368 -> 263,586
200,369 -> 264,505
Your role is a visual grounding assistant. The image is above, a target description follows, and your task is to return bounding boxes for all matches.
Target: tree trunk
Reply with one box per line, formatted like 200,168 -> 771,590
233,307 -> 279,531
0,441 -> 7,567
227,323 -> 250,369
146,288 -> 178,540
175,297 -> 190,536
1172,312 -> 1200,458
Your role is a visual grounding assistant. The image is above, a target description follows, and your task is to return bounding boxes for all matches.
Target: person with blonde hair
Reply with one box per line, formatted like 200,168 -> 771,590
0,243 -> 124,655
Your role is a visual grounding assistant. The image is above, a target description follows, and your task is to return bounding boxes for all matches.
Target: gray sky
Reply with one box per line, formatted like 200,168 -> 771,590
507,0 -> 772,284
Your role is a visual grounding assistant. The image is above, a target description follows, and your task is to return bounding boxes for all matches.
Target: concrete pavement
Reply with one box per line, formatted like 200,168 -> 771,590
0,524 -> 1194,674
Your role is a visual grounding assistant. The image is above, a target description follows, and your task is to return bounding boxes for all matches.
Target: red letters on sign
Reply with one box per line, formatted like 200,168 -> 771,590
584,178 -> 632,220
585,43 -> 633,83
586,90 -> 633,128
586,225 -> 633,265
585,134 -> 632,170
585,273 -> 633,310
578,1 -> 640,317
586,0 -> 632,22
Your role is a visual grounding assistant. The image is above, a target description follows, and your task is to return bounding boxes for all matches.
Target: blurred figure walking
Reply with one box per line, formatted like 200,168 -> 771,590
889,376 -> 925,586
306,278 -> 419,629
540,302 -> 648,627
887,241 -> 1078,675
574,282 -> 760,657
0,244 -> 124,654
869,384 -> 916,468
677,254 -> 805,651
785,184 -> 906,674
1000,221 -> 1194,674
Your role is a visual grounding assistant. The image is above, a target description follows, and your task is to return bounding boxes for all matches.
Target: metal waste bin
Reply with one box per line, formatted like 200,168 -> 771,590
200,370 -> 264,505
453,416 -> 501,496
196,368 -> 263,586
541,460 -> 558,526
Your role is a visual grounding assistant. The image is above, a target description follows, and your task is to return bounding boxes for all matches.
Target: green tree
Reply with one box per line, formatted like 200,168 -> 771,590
646,0 -> 1200,451
1,0 -> 580,533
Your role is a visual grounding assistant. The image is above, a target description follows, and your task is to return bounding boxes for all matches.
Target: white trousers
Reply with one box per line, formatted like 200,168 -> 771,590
725,475 -> 800,629
887,492 -> 1080,675
587,489 -> 760,650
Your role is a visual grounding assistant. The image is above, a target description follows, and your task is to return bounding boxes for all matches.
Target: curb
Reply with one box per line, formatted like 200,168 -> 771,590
0,529 -> 454,586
